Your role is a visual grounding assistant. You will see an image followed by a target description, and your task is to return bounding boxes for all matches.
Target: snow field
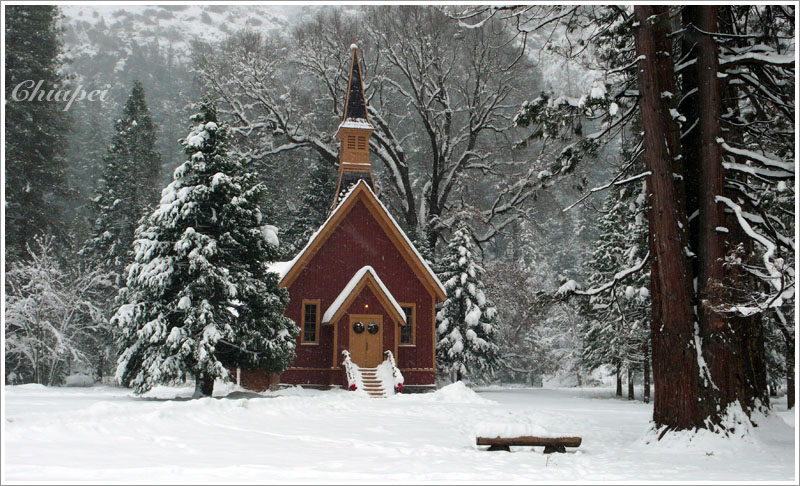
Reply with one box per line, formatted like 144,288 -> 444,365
3,383 -> 796,482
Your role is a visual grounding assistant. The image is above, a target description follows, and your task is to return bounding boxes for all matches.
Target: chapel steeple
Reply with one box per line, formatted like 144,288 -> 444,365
334,43 -> 375,204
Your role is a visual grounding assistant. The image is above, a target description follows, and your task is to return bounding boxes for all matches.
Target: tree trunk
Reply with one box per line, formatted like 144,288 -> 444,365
634,5 -> 704,431
787,340 -> 795,410
456,369 -> 463,382
628,367 -> 635,400
644,347 -> 651,404
193,373 -> 215,398
616,362 -> 622,397
778,321 -> 795,409
97,352 -> 104,383
694,4 -> 752,422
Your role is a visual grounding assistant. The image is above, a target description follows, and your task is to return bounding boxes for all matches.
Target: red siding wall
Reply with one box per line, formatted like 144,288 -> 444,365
279,199 -> 435,387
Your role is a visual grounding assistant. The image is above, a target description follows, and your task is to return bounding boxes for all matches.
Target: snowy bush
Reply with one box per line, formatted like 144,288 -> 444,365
5,236 -> 112,386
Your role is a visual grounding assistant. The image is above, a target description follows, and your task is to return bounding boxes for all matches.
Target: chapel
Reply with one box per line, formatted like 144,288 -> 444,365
238,44 -> 445,395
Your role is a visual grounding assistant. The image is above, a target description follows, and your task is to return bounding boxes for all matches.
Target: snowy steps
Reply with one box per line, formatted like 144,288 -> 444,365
359,367 -> 387,398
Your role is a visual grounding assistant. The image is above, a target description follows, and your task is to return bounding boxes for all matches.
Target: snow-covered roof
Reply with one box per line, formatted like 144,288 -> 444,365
277,180 -> 446,300
322,266 -> 405,324
267,260 -> 292,279
338,118 -> 374,130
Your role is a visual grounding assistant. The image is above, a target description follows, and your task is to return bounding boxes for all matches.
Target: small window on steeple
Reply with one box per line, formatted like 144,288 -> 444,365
347,136 -> 356,150
357,136 -> 367,150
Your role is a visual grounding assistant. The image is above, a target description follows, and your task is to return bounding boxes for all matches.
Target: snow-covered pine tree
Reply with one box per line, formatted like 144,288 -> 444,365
436,222 -> 500,382
579,182 -> 651,400
408,226 -> 436,271
85,80 -> 162,280
113,98 -> 298,397
281,158 -> 336,257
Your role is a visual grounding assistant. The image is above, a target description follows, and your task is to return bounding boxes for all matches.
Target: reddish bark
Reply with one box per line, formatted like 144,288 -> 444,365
634,5 -> 702,430
682,6 -> 768,419
693,5 -> 744,417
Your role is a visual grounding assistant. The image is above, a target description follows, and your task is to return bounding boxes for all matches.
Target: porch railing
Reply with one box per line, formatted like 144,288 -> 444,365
342,350 -> 362,390
382,350 -> 405,392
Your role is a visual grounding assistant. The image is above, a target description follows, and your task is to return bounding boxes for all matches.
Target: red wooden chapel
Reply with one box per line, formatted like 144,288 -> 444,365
239,44 -> 445,392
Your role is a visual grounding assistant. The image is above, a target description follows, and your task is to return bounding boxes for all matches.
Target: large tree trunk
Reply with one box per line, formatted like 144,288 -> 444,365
681,6 -> 768,419
616,362 -> 623,397
634,5 -> 705,431
193,373 -> 215,398
694,5 -> 743,417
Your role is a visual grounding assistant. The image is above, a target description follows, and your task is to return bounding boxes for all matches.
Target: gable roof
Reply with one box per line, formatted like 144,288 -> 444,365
276,180 -> 446,301
322,266 -> 406,325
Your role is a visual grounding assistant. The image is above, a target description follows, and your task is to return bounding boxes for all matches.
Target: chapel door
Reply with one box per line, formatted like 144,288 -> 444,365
348,315 -> 383,367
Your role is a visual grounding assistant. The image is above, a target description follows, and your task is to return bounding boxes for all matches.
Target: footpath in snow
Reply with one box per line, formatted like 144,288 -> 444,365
3,382 -> 796,482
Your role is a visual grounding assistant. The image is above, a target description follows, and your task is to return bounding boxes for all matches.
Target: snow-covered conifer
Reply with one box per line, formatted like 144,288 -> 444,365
436,222 -> 500,382
85,80 -> 162,279
113,98 -> 298,397
282,158 -> 336,257
580,182 -> 650,400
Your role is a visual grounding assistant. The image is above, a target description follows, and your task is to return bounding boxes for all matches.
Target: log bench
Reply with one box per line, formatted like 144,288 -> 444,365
476,436 -> 582,453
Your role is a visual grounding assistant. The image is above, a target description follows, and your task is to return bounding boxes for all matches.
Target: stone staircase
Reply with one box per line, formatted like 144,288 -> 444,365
359,367 -> 387,398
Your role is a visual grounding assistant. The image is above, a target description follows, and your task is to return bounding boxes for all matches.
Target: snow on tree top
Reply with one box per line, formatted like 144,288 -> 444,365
260,224 -> 279,247
187,134 -> 205,148
321,266 -> 404,324
350,43 -> 358,50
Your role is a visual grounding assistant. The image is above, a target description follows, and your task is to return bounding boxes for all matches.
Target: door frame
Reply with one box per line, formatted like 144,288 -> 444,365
348,314 -> 383,367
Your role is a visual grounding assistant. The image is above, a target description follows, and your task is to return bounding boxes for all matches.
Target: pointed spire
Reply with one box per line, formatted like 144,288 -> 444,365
333,43 -> 375,206
340,44 -> 372,128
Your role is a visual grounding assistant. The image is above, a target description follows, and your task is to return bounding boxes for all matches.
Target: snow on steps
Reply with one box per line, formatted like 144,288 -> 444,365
358,367 -> 388,398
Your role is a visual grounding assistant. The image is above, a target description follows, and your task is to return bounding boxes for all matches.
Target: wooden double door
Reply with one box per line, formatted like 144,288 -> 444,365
348,314 -> 383,368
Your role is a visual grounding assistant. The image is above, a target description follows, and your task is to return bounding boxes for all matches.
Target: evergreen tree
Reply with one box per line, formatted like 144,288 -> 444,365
579,181 -> 651,400
113,98 -> 298,397
436,222 -> 500,382
408,226 -> 436,270
85,80 -> 162,279
4,5 -> 70,260
281,158 -> 336,257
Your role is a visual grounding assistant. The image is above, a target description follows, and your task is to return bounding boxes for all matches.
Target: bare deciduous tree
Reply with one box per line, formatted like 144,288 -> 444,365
193,6 -> 544,249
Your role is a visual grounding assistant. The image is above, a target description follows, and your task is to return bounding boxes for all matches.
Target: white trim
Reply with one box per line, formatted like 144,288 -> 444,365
321,266 -> 405,324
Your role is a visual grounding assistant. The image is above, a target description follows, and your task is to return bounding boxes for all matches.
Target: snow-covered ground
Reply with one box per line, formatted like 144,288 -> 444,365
3,383 -> 796,482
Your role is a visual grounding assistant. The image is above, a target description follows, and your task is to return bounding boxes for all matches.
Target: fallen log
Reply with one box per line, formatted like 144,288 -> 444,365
476,436 -> 582,453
